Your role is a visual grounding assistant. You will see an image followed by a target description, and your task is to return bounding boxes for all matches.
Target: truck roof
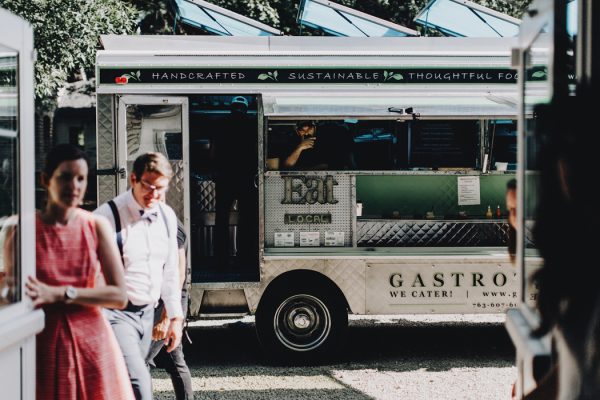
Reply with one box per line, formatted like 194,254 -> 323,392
99,35 -> 519,57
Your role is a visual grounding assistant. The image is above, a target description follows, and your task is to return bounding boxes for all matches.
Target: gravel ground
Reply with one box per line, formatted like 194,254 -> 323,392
152,314 -> 515,400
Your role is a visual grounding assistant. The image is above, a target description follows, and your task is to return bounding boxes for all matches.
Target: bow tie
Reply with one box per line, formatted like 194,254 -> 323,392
139,210 -> 158,223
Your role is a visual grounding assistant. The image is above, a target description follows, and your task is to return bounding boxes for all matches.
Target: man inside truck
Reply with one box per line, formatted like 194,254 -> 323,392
281,120 -> 354,170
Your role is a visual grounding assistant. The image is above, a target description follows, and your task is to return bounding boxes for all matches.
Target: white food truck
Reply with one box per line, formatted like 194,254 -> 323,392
96,35 -> 543,360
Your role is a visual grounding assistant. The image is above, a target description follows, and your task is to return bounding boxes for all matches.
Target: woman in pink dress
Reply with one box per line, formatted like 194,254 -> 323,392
25,144 -> 134,400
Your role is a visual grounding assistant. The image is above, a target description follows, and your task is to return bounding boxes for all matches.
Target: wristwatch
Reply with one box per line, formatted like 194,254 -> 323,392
64,285 -> 78,303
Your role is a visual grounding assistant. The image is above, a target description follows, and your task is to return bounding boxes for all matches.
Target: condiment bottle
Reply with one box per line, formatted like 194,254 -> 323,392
496,205 -> 502,218
485,205 -> 493,219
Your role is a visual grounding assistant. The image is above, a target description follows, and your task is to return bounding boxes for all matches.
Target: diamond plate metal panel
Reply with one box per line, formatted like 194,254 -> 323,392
192,177 -> 216,212
96,95 -> 116,202
244,258 -> 366,314
264,174 -> 354,247
97,94 -> 114,169
188,286 -> 205,317
357,220 -> 509,247
166,161 -> 185,222
98,176 -> 117,206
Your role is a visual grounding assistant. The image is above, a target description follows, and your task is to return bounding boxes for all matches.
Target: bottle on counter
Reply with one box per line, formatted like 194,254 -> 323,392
496,205 -> 502,218
356,200 -> 363,217
426,206 -> 435,219
485,205 -> 493,219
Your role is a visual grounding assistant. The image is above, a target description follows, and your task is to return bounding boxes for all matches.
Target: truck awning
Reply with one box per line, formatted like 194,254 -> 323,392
297,0 -> 418,37
172,0 -> 282,36
262,93 -> 524,119
414,0 -> 520,37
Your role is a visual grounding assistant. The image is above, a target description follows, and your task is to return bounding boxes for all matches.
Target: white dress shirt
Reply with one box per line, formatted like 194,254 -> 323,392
95,190 -> 183,319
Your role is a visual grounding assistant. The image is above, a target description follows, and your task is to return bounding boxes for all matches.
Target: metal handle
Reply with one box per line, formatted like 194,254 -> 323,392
96,167 -> 126,178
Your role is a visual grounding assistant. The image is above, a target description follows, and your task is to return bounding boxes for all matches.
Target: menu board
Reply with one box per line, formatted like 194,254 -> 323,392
410,121 -> 477,168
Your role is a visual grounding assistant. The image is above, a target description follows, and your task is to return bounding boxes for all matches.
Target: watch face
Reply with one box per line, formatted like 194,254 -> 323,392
65,286 -> 77,300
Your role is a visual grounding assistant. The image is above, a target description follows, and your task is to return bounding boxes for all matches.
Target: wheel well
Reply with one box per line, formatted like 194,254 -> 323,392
258,269 -> 350,313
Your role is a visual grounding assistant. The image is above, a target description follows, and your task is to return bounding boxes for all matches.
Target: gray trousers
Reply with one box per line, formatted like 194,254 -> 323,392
146,293 -> 193,400
106,302 -> 154,400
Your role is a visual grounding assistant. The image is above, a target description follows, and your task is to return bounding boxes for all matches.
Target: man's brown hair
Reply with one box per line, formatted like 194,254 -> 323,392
132,152 -> 173,180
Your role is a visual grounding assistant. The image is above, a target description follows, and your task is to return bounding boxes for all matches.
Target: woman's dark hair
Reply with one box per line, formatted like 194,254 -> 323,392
44,144 -> 89,177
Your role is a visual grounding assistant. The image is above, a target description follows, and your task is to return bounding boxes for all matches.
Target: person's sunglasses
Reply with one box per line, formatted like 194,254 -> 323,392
139,179 -> 168,194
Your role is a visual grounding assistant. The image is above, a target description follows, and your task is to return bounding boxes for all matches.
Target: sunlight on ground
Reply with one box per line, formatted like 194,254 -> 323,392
153,374 -> 345,391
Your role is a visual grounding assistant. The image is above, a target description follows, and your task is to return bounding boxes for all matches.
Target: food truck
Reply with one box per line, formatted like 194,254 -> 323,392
96,35 -> 543,360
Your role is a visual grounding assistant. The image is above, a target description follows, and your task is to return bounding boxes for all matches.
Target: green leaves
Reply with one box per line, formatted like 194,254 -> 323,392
123,71 -> 141,81
383,71 -> 404,81
258,70 -> 278,81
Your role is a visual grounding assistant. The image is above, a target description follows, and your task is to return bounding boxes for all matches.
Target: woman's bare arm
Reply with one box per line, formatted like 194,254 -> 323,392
26,215 -> 128,309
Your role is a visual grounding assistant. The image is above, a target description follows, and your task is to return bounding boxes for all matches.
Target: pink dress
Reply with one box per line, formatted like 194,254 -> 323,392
35,209 -> 134,400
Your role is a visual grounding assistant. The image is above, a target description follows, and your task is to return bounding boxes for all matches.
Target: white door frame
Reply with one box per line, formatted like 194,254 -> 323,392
0,8 -> 44,400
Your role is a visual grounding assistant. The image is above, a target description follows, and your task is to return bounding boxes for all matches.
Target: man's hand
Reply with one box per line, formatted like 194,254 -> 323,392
297,137 -> 316,151
164,317 -> 183,352
152,309 -> 169,341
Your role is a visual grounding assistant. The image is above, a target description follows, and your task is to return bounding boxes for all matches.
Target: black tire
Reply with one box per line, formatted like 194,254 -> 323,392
255,281 -> 348,363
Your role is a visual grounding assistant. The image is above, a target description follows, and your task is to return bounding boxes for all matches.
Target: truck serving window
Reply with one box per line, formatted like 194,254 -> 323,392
267,119 -> 505,171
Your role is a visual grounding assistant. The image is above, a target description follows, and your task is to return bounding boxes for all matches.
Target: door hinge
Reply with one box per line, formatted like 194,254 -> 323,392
96,167 -> 126,179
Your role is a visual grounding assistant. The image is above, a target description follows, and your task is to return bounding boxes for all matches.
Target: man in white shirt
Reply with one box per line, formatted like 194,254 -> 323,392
95,152 -> 183,400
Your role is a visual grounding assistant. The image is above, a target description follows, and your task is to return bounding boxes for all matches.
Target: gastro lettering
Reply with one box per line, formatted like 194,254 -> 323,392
389,272 -> 508,288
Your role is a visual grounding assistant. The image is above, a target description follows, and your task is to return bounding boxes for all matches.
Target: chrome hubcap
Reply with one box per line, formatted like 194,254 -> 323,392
274,294 -> 332,352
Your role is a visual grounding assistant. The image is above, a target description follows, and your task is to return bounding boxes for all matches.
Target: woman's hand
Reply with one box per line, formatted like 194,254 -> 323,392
25,276 -> 64,307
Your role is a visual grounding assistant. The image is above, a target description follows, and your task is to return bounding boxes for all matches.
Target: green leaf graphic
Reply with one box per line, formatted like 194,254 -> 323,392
391,74 -> 404,80
383,71 -> 389,79
258,74 -> 270,80
532,71 -> 547,78
273,70 -> 278,79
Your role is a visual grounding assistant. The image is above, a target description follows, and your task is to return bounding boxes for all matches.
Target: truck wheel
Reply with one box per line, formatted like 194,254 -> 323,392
256,283 -> 347,363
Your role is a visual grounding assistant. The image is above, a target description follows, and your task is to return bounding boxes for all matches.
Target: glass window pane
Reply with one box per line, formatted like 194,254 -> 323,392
0,50 -> 19,307
415,0 -> 519,37
300,0 -> 415,37
175,0 -> 279,36
177,0 -> 225,34
303,1 -> 365,36
521,29 -> 550,308
204,9 -> 268,36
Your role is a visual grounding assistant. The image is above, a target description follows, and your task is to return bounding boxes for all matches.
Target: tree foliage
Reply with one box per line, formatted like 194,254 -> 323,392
0,0 -> 138,105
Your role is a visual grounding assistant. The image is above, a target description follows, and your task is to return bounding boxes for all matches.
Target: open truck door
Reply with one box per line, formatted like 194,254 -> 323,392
505,0 -> 582,397
109,93 -> 262,285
